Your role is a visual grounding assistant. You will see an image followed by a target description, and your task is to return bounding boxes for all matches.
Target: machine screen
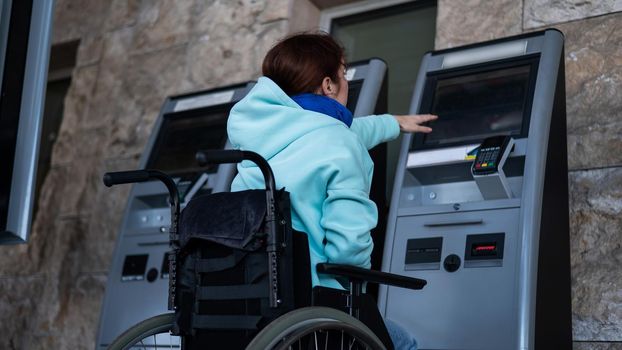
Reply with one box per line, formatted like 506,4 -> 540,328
346,80 -> 363,114
414,58 -> 538,149
146,108 -> 229,177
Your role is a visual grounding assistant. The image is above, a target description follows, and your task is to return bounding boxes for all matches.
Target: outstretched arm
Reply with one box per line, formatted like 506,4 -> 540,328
350,114 -> 437,150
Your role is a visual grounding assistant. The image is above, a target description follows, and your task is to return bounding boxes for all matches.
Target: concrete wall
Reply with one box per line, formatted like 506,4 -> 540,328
0,0 -> 619,349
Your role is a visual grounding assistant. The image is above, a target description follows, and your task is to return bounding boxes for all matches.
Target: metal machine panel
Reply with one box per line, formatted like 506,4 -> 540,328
97,82 -> 255,349
346,58 -> 390,272
380,29 -> 570,350
386,208 -> 520,349
98,234 -> 172,345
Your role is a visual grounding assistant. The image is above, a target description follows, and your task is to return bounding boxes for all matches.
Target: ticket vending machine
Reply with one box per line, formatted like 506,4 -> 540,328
96,82 -> 255,349
346,58 -> 389,272
379,30 -> 570,350
97,58 -> 389,348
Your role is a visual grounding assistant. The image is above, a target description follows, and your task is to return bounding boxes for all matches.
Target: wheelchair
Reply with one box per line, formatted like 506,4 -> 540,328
103,150 -> 426,350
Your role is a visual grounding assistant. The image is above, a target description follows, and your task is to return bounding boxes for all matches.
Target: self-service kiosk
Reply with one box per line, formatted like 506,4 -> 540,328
96,82 -> 255,349
97,58 -> 390,348
346,58 -> 389,271
379,30 -> 570,350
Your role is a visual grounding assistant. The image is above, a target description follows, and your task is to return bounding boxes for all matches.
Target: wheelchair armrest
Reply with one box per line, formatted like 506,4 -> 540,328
316,263 -> 426,290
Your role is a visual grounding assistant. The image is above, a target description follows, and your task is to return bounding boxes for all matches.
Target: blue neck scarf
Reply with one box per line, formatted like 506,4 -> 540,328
291,93 -> 353,127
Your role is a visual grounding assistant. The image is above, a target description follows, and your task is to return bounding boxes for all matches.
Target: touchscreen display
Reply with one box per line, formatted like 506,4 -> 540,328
147,110 -> 229,176
421,64 -> 533,147
346,80 -> 362,114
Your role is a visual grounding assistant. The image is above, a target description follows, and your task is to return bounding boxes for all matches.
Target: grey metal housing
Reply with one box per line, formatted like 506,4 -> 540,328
378,30 -> 570,350
96,82 -> 255,349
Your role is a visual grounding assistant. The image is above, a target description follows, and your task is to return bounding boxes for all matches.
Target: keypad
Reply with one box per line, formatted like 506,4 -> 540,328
474,147 -> 500,170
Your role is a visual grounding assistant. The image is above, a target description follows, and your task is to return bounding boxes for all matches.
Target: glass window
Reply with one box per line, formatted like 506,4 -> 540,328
331,1 -> 437,114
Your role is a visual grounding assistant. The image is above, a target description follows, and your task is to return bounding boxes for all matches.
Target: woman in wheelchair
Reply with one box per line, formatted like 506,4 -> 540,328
105,32 -> 434,350
227,32 -> 437,349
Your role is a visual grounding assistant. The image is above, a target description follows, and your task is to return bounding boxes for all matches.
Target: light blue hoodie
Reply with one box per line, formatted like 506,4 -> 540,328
228,77 -> 400,288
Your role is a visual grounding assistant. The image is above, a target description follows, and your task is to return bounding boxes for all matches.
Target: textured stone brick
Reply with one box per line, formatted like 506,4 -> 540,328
0,276 -> 47,349
569,168 -> 622,341
105,0 -> 142,31
52,0 -> 111,43
0,164 -> 74,276
105,44 -> 191,159
574,341 -> 622,350
435,0 -> 522,49
83,157 -> 138,273
49,65 -> 95,160
23,273 -> 107,350
192,0 -> 265,34
75,35 -> 105,67
131,0 -> 194,53
259,0 -> 291,23
555,14 -> 622,170
525,0 -> 622,29
52,126 -> 110,168
186,20 -> 288,88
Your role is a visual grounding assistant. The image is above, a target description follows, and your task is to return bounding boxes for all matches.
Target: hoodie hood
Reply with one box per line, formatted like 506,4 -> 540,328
227,77 -> 345,163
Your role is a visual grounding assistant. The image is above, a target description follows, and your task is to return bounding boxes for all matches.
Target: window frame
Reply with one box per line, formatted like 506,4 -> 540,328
318,0 -> 419,32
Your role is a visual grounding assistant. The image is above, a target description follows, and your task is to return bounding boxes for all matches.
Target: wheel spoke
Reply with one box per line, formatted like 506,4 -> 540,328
314,331 -> 319,350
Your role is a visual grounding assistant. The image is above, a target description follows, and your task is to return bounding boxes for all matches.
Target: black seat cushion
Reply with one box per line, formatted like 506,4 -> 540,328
178,189 -> 267,251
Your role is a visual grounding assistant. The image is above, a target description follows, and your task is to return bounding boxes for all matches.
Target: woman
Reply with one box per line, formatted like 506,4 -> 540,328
227,32 -> 436,349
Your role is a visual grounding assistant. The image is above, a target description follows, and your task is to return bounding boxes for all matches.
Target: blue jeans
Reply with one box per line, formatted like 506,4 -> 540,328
385,318 -> 418,350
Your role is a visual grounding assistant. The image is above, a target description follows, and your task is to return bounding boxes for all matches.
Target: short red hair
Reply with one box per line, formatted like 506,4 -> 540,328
262,32 -> 345,96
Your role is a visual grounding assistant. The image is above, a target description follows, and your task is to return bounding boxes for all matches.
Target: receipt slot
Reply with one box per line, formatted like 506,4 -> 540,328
379,30 -> 571,350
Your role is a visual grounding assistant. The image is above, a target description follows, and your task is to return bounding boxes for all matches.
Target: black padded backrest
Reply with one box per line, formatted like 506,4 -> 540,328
175,189 -> 312,349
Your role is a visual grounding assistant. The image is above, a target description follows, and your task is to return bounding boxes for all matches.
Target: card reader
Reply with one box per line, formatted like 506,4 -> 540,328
471,135 -> 514,199
472,135 -> 512,175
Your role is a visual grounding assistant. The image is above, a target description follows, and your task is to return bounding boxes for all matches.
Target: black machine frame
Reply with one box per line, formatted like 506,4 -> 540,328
412,54 -> 541,151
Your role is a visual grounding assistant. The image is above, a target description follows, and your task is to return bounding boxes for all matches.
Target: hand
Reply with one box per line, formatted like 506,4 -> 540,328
394,114 -> 438,133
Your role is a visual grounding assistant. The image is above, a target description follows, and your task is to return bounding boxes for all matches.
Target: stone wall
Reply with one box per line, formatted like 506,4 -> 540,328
0,0 -> 291,349
0,0 -> 620,349
436,1 -> 622,349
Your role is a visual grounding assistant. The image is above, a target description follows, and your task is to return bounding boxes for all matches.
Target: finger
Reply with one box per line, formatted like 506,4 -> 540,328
415,125 -> 433,133
415,114 -> 438,123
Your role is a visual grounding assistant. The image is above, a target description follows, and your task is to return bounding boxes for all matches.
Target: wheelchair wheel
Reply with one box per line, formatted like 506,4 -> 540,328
107,313 -> 180,350
246,307 -> 386,350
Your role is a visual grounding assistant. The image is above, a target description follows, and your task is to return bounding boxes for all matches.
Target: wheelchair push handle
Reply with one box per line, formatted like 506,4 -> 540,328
103,170 -> 151,187
196,149 -> 245,165
102,170 -> 180,232
196,150 -> 276,194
